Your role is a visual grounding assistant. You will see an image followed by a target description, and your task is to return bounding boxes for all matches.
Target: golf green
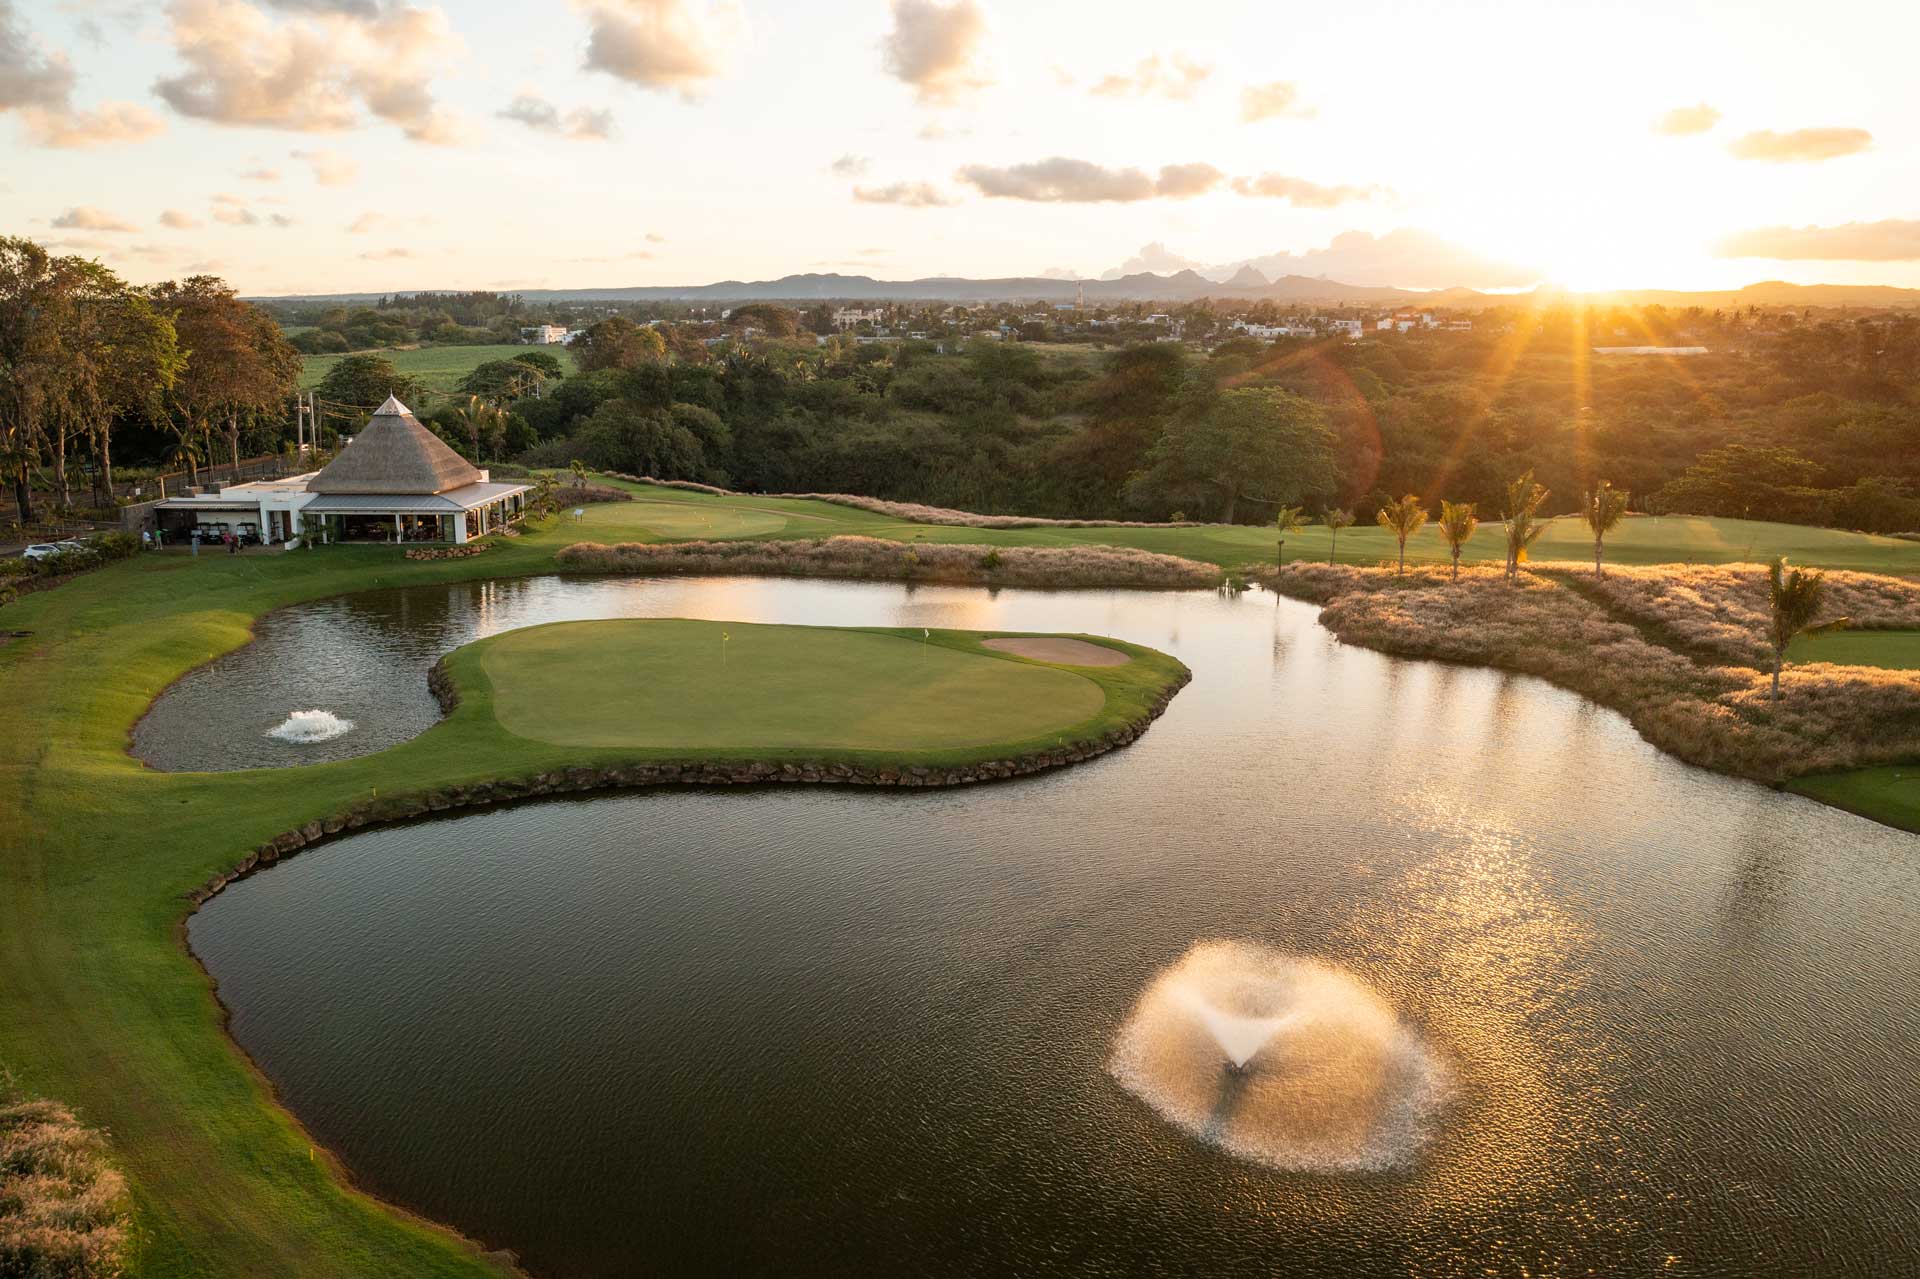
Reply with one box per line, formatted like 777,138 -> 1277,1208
475,619 -> 1115,751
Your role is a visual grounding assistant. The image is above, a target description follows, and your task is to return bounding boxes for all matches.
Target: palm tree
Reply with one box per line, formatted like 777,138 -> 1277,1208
1274,504 -> 1306,567
1322,507 -> 1354,565
1500,470 -> 1550,580
1582,480 -> 1631,579
1766,556 -> 1848,701
1437,500 -> 1478,580
1375,495 -> 1428,575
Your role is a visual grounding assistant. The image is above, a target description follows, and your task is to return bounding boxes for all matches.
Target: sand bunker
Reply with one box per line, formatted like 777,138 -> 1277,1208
982,637 -> 1130,666
1109,941 -> 1449,1173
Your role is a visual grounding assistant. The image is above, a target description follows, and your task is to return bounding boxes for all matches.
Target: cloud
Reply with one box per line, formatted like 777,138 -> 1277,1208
956,157 -> 1223,202
359,247 -> 413,259
0,0 -> 75,110
1653,102 -> 1720,136
52,206 -> 138,232
1238,228 -> 1539,290
497,93 -> 615,139
579,0 -> 745,97
242,165 -> 280,180
646,232 -> 665,243
158,209 -> 203,229
292,147 -> 357,184
1229,172 -> 1381,207
1728,127 -> 1871,163
2,2 -> 165,147
153,0 -> 467,144
852,181 -> 958,208
1103,242 -> 1201,278
1089,54 -> 1209,102
1240,80 -> 1313,123
882,0 -> 992,104
210,192 -> 258,225
347,211 -> 386,232
1717,219 -> 1920,261
17,101 -> 165,147
269,212 -> 296,227
830,153 -> 870,177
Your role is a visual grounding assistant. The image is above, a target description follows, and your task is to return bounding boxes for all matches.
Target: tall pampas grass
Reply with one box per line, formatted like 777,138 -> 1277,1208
557,535 -> 1222,590
1261,562 -> 1920,783
0,1082 -> 128,1277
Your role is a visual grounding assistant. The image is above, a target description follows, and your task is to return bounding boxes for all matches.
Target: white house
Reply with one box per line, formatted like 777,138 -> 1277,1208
152,397 -> 531,547
1329,319 -> 1364,338
520,324 -> 569,345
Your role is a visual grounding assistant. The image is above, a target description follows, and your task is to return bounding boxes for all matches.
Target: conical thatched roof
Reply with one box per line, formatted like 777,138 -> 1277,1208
309,396 -> 483,495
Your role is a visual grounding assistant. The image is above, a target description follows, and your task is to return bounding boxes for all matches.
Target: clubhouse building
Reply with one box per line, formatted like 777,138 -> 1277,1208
153,396 -> 531,546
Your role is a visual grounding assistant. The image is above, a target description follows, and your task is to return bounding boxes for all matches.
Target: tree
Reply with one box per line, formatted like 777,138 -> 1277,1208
446,395 -> 507,461
459,359 -> 545,403
1375,494 -> 1428,574
1765,557 -> 1848,700
510,350 -> 564,380
1322,507 -> 1354,565
1274,504 -> 1306,566
1437,500 -> 1478,579
570,316 -> 666,373
152,277 -> 300,477
1500,469 -> 1550,580
1581,480 -> 1631,578
1126,386 -> 1338,523
312,353 -> 420,409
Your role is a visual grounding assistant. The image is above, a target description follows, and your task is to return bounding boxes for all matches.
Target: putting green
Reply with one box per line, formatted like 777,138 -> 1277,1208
475,619 -> 1112,750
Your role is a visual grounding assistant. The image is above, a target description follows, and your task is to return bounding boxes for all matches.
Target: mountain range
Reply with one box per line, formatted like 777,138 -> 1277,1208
256,273 -> 1920,310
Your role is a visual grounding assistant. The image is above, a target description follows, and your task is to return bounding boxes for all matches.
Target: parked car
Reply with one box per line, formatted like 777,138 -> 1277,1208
21,540 -> 86,559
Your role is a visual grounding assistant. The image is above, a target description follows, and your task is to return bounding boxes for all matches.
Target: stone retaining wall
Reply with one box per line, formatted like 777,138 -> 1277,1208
185,665 -> 1190,910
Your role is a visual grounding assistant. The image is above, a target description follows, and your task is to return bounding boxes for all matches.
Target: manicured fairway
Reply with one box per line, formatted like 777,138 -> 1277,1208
527,480 -> 1920,575
479,620 -> 1109,750
300,344 -> 549,395
1788,628 -> 1920,670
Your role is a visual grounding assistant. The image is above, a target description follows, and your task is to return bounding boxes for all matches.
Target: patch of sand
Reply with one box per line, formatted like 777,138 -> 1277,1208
982,637 -> 1131,666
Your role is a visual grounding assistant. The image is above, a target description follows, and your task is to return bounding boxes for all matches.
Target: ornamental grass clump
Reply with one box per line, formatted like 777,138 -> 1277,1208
557,535 -> 1222,590
0,1082 -> 129,1278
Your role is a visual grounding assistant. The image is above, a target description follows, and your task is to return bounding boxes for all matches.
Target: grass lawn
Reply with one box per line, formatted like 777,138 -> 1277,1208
0,542 -> 1182,1277
1791,766 -> 1920,833
300,345 -> 556,395
3,475 -> 1916,1277
534,479 -> 1920,576
478,620 -> 1113,751
1788,628 -> 1920,670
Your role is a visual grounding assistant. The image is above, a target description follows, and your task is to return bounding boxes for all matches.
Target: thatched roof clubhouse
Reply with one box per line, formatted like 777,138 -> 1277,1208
154,397 -> 531,546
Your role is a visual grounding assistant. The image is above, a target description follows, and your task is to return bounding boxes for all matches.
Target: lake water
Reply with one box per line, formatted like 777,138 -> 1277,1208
185,576 -> 1920,1277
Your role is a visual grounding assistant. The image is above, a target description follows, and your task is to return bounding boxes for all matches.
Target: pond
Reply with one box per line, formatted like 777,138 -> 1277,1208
185,576 -> 1920,1277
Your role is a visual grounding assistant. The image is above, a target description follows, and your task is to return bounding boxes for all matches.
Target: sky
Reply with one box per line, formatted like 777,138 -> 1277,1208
4,0 -> 1918,296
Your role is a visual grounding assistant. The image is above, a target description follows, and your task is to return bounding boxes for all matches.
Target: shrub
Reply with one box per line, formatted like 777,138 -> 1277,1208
0,1079 -> 129,1277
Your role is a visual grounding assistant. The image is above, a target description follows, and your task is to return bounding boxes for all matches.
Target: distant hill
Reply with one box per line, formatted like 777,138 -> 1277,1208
252,273 -> 1920,310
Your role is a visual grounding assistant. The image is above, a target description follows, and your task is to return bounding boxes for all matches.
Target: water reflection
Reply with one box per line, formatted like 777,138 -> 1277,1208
184,576 -> 1920,1277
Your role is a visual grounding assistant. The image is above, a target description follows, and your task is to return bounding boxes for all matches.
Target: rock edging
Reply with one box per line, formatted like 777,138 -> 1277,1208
185,664 -> 1191,910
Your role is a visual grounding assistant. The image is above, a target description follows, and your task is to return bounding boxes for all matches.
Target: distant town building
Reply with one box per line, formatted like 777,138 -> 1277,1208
1329,319 -> 1364,338
833,307 -> 885,329
520,324 -> 569,345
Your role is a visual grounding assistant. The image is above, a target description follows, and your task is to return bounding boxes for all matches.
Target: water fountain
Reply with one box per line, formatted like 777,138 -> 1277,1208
266,709 -> 356,743
1109,940 -> 1449,1172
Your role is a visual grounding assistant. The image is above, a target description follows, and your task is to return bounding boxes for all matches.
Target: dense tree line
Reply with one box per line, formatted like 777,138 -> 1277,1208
498,307 -> 1920,533
2,237 -> 299,524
